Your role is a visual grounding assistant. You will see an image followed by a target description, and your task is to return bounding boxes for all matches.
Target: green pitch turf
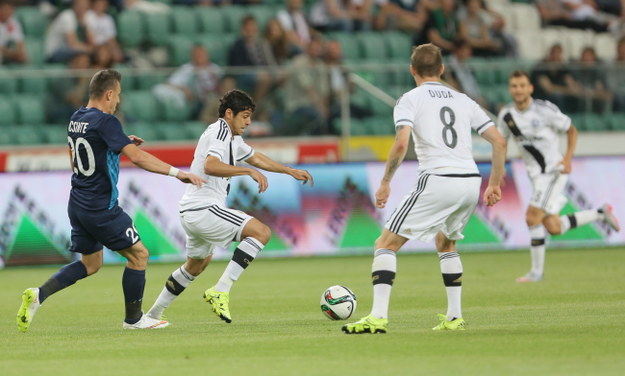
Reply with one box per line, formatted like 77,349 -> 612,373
1,247 -> 624,376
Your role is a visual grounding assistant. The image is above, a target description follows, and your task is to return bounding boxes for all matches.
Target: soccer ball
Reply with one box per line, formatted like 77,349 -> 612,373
320,285 -> 357,320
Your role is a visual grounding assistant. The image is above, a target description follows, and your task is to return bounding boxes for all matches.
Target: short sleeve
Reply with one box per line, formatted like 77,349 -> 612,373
168,64 -> 193,87
98,116 -> 132,153
469,100 -> 493,135
234,137 -> 255,162
544,102 -> 571,132
59,11 -> 78,34
393,94 -> 415,129
495,108 -> 510,139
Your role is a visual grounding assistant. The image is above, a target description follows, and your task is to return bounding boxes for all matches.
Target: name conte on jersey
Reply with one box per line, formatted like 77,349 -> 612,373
68,121 -> 89,133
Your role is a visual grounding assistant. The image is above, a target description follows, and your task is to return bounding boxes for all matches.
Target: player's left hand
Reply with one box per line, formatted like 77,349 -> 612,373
290,169 -> 314,187
483,185 -> 502,207
128,135 -> 144,146
558,158 -> 572,174
375,183 -> 391,209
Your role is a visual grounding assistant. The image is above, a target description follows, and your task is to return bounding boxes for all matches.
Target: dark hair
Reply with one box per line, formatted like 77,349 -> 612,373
508,70 -> 531,82
218,89 -> 256,118
411,43 -> 443,77
88,69 -> 121,99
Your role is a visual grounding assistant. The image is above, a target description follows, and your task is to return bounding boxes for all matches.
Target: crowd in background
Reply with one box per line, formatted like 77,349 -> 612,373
2,0 -> 625,136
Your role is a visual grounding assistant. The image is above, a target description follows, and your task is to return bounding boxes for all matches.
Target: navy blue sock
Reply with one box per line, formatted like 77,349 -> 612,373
39,261 -> 88,303
122,267 -> 145,324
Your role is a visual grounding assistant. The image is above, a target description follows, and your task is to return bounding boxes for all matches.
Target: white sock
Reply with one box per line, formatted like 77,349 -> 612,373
147,266 -> 195,319
559,210 -> 601,234
439,251 -> 463,320
370,248 -> 397,319
529,225 -> 546,276
214,237 -> 263,293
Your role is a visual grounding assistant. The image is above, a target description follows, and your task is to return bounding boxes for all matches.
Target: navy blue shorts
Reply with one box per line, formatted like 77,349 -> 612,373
67,202 -> 141,254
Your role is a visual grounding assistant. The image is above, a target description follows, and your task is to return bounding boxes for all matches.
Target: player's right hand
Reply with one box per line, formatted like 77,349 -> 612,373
483,185 -> 502,207
249,169 -> 268,193
177,172 -> 206,188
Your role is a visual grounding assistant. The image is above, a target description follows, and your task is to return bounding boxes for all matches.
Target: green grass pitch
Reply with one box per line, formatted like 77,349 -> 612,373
1,247 -> 624,375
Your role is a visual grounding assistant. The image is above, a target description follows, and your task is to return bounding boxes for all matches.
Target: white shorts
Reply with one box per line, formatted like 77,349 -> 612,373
385,173 -> 481,242
529,172 -> 568,215
179,204 -> 253,259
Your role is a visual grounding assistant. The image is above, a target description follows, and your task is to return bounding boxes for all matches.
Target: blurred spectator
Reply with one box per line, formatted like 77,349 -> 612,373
530,43 -> 585,113
457,0 -> 503,57
423,0 -> 460,55
573,46 -> 613,112
479,0 -> 518,57
86,0 -> 124,63
46,53 -> 91,122
324,39 -> 372,134
123,0 -> 169,13
264,18 -> 300,64
45,0 -> 95,63
443,39 -> 488,108
282,37 -> 331,135
228,15 -> 279,103
276,0 -> 313,51
609,36 -> 625,110
153,44 -> 230,121
374,0 -> 431,32
309,0 -> 373,32
536,0 -> 622,33
92,44 -> 114,68
0,0 -> 27,64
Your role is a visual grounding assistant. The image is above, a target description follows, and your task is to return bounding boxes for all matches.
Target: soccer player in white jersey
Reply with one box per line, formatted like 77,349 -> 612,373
342,43 -> 507,334
497,71 -> 620,283
146,90 -> 313,323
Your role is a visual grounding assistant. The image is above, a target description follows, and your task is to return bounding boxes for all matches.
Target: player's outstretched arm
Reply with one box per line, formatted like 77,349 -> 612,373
376,125 -> 411,209
480,127 -> 507,207
121,144 -> 205,187
246,152 -> 314,187
559,124 -> 578,174
204,156 -> 269,193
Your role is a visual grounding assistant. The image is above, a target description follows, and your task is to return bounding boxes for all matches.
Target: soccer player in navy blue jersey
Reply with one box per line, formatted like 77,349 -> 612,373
16,69 -> 205,331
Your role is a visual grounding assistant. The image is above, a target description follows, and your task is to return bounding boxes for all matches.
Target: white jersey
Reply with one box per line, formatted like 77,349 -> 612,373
179,119 -> 255,210
394,82 -> 494,174
496,99 -> 571,178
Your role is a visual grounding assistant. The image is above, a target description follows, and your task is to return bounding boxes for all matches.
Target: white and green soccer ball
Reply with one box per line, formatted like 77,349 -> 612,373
320,285 -> 357,320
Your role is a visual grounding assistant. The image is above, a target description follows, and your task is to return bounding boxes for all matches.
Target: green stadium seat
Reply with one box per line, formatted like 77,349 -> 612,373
41,124 -> 68,145
13,95 -> 45,125
247,5 -> 276,30
367,116 -> 395,135
19,74 -> 48,96
185,121 -> 208,139
327,33 -> 361,60
135,71 -> 169,90
222,6 -> 248,33
117,10 -> 144,48
0,96 -> 16,126
123,122 -> 160,141
13,125 -> 47,145
160,99 -> 192,122
24,37 -> 44,66
15,7 -> 48,38
143,12 -> 171,46
358,32 -> 389,62
0,127 -> 14,145
197,7 -> 226,33
606,113 -> 625,131
195,34 -> 236,66
383,31 -> 413,62
349,118 -> 370,136
160,123 -> 190,141
168,36 -> 194,66
123,91 -> 159,122
0,70 -> 18,94
171,6 -> 199,35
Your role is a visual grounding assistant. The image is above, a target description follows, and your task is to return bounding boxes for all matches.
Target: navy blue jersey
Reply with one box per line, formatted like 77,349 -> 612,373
67,107 -> 132,211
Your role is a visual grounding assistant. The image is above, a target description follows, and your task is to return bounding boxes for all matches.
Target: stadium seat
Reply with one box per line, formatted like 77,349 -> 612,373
594,33 -> 617,60
0,70 -> 18,94
326,32 -> 361,60
168,35 -> 194,66
41,124 -> 67,145
0,96 -> 16,126
0,127 -> 14,145
14,7 -> 48,38
13,95 -> 45,125
358,32 -> 389,62
159,123 -> 190,141
222,6 -> 248,33
142,12 -> 170,46
171,6 -> 199,35
160,99 -> 192,122
13,125 -> 47,145
197,7 -> 226,33
383,31 -> 413,62
185,121 -> 208,139
136,71 -> 168,90
123,122 -> 161,141
117,10 -> 144,48
19,73 -> 48,96
247,5 -> 275,30
24,37 -> 44,66
196,34 -> 236,66
123,91 -> 160,122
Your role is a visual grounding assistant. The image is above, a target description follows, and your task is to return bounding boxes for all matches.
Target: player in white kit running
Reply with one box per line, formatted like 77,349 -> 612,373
342,43 -> 508,334
497,71 -> 620,283
146,90 -> 313,323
